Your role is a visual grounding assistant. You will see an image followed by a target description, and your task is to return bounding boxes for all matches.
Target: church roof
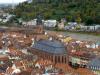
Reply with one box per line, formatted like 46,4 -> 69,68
0,28 -> 5,32
87,57 -> 100,67
32,40 -> 67,55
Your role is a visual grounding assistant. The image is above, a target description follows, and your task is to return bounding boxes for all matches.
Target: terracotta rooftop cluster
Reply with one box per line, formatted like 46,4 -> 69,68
67,40 -> 100,55
0,30 -> 37,75
0,28 -> 99,75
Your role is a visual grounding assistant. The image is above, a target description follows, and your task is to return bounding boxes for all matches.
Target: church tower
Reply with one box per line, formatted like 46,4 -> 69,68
36,14 -> 44,34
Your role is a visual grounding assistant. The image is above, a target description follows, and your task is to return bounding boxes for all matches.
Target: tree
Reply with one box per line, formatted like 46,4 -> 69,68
13,0 -> 100,25
85,16 -> 95,25
76,16 -> 82,24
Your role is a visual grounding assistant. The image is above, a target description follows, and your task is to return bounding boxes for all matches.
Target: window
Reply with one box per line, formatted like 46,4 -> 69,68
62,56 -> 64,63
58,56 -> 60,63
65,57 -> 67,63
51,56 -> 53,62
55,56 -> 57,63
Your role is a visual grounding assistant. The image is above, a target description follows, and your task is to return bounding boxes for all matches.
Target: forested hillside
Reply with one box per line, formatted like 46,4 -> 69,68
13,0 -> 100,25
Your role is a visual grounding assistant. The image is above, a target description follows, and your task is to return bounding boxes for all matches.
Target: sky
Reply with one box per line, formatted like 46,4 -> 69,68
0,0 -> 27,4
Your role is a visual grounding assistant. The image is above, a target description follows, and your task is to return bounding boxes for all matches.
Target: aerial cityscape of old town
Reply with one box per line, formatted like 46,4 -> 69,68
0,0 -> 99,75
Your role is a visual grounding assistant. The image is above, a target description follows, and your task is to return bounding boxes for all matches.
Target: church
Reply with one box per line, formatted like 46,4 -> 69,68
29,39 -> 68,64
28,14 -> 68,64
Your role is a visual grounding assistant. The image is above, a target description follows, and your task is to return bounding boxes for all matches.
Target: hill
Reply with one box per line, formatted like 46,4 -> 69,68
13,0 -> 100,25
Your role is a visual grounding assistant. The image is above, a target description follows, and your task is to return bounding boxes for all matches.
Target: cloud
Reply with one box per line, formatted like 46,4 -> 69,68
0,0 -> 27,3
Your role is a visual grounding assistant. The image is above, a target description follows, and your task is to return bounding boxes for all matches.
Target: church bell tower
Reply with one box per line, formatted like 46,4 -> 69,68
36,14 -> 44,34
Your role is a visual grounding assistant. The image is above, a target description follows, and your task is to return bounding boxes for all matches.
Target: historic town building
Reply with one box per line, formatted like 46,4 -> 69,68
29,39 -> 68,64
87,57 -> 100,75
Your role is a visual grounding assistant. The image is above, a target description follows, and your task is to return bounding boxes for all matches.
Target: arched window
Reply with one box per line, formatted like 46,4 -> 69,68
65,57 -> 67,63
62,56 -> 64,63
55,56 -> 57,63
58,56 -> 60,63
51,56 -> 53,62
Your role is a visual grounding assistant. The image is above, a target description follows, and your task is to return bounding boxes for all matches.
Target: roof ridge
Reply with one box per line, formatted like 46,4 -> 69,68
38,40 -> 64,48
32,40 -> 67,54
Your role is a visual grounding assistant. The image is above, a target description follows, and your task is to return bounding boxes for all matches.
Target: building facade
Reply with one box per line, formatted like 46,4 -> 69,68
29,40 -> 68,64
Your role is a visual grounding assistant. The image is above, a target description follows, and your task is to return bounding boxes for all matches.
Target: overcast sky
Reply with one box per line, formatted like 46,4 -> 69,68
0,0 -> 27,3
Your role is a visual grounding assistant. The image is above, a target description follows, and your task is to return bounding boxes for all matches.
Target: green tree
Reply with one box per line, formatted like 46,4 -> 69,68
13,0 -> 100,25
85,16 -> 95,25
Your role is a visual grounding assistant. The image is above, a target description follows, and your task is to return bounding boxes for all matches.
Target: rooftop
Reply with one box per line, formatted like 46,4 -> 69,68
87,57 -> 100,67
32,40 -> 67,55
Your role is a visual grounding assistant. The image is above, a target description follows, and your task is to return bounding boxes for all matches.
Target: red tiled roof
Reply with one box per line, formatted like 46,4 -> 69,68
37,59 -> 53,66
6,67 -> 13,74
55,63 -> 95,75
0,56 -> 9,61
